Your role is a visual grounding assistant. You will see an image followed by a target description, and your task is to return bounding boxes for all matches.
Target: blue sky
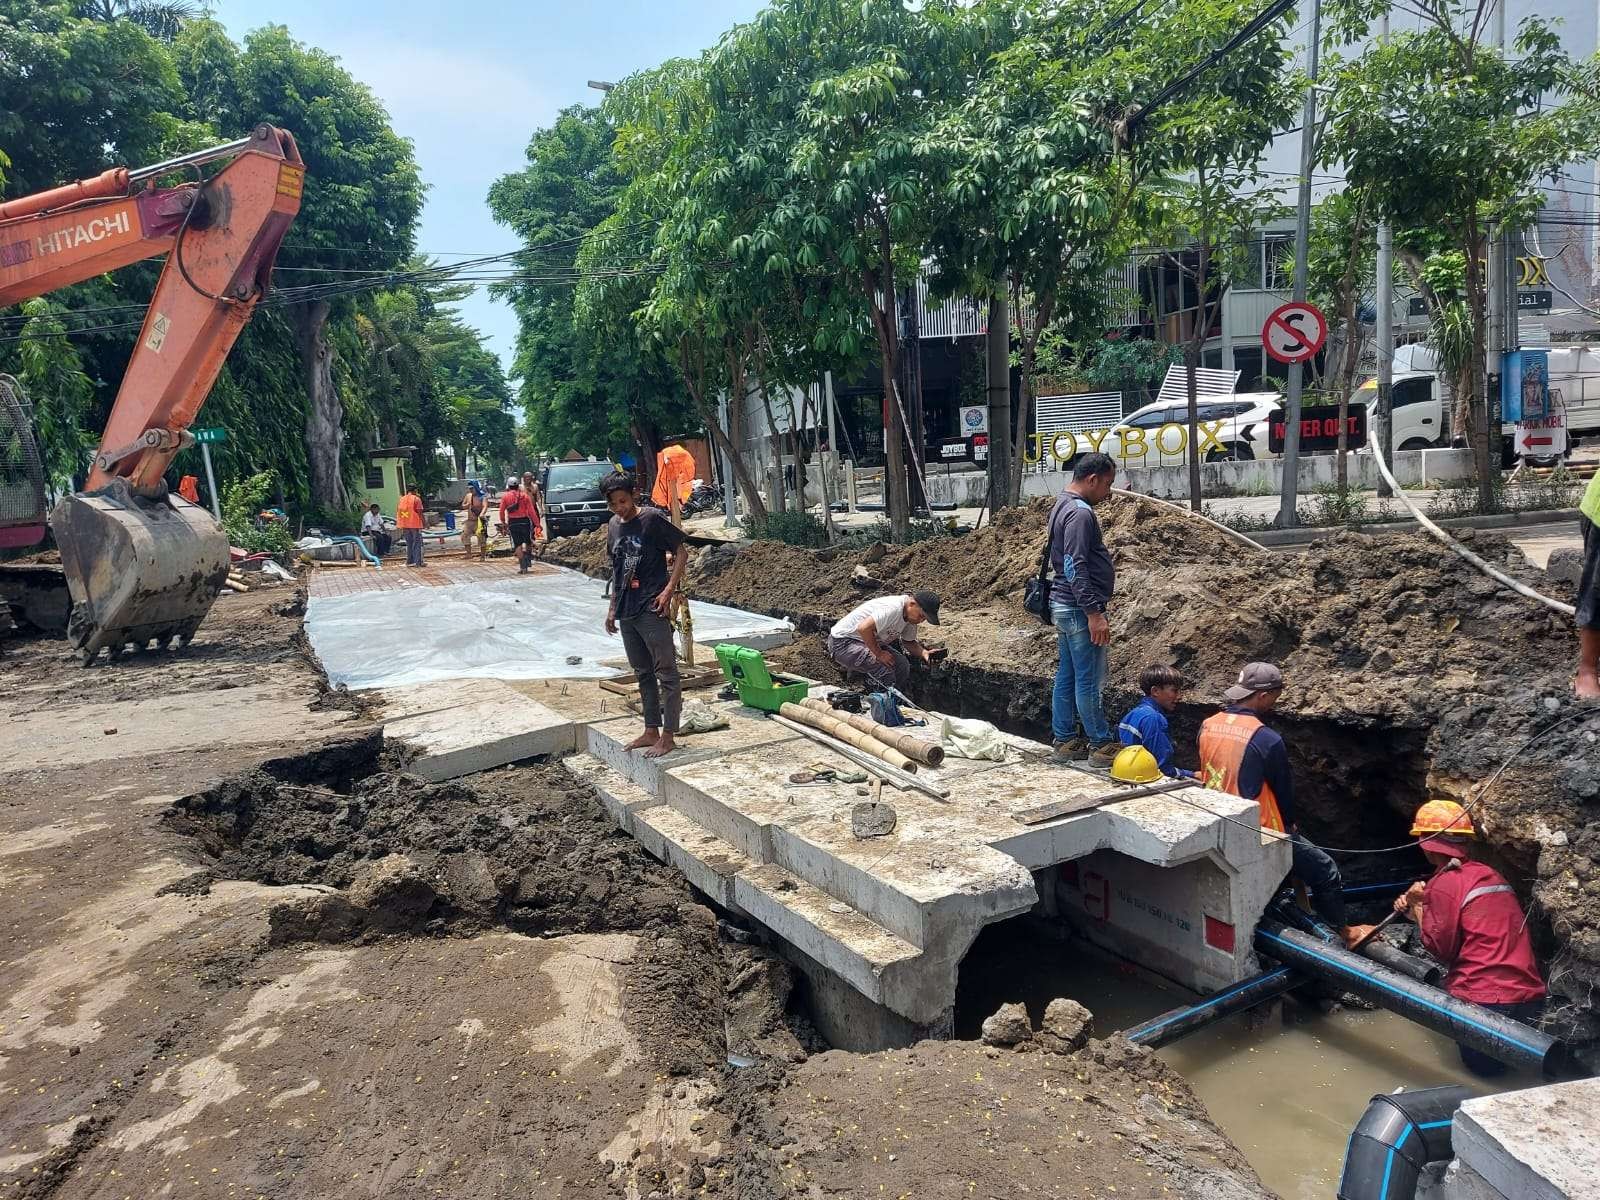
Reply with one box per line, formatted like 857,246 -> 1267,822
217,1 -> 765,376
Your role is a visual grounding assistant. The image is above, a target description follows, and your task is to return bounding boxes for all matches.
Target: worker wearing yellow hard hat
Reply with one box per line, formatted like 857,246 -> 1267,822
1392,799 -> 1547,1076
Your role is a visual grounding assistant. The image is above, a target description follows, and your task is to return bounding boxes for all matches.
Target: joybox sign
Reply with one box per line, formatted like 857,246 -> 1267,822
1023,419 -> 1233,466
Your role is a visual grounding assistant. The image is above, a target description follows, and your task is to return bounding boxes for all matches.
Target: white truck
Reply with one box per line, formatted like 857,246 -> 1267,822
1355,343 -> 1600,463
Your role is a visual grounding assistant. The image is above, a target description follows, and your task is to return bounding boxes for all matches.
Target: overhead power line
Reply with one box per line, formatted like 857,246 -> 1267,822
1124,0 -> 1302,136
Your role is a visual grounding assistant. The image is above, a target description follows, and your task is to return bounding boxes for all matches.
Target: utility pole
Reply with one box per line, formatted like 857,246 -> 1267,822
1374,6 -> 1394,498
718,390 -> 737,527
986,290 -> 1012,511
1485,0 -> 1507,448
1277,0 -> 1321,528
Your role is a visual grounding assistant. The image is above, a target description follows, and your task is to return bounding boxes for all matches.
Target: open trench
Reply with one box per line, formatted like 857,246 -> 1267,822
155,729 -> 1277,1200
801,646 -> 1574,1196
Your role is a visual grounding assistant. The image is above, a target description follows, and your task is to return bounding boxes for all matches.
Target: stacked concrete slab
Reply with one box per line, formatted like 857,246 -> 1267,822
1433,1079 -> 1600,1200
568,698 -> 1290,1048
376,674 -> 1291,1050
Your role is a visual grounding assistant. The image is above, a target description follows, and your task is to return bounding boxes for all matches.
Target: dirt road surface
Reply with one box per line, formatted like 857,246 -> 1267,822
1,581 -> 1267,1199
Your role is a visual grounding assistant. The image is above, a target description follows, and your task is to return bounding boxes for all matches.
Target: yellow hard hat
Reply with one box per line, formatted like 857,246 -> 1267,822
1111,745 -> 1164,785
1410,799 -> 1475,839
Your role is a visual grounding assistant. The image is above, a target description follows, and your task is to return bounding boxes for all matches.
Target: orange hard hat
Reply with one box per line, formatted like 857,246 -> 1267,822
1410,799 -> 1475,839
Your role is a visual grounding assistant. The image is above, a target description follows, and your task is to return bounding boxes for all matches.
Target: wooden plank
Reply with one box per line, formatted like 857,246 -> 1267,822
598,667 -> 724,699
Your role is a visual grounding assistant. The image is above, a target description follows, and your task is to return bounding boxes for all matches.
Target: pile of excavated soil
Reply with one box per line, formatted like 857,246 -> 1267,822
731,1036 -> 1271,1199
545,493 -> 1243,626
156,739 -> 1273,1197
166,743 -> 686,944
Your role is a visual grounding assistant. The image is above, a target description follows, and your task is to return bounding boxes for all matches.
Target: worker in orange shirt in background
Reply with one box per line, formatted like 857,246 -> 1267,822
396,483 -> 425,568
651,444 -> 696,512
177,475 -> 201,506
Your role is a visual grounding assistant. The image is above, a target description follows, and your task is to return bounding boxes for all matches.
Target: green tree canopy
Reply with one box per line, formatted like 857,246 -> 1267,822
488,104 -> 691,468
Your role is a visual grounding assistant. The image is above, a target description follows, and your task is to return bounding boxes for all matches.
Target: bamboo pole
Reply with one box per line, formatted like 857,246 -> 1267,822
768,713 -> 949,799
797,698 -> 944,767
777,702 -> 917,773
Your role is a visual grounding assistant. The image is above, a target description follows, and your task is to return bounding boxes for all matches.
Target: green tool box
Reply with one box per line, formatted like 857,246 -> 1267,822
715,643 -> 810,712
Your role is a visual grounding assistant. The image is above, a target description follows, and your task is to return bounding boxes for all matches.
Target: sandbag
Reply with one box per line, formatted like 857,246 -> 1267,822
938,714 -> 1008,761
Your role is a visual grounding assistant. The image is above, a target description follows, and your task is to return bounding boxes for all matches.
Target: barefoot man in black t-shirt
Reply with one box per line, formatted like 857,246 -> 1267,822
602,470 -> 688,758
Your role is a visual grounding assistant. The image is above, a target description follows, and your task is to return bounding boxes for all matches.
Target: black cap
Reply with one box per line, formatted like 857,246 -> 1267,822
912,590 -> 941,625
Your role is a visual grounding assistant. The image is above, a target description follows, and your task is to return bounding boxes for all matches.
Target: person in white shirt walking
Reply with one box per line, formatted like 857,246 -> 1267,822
826,591 -> 940,692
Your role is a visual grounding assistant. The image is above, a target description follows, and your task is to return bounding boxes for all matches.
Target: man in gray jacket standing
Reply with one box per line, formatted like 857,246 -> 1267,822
1048,453 -> 1120,766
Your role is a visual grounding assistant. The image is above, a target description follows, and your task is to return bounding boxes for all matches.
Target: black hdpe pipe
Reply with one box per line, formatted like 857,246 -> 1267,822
1337,1085 -> 1472,1200
1256,920 -> 1568,1077
1270,901 -> 1444,985
1123,966 -> 1298,1048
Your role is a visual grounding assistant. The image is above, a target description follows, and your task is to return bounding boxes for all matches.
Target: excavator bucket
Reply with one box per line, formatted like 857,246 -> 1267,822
49,479 -> 228,663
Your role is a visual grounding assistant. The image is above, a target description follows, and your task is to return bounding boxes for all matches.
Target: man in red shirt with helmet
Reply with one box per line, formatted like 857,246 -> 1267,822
1394,799 -> 1547,1076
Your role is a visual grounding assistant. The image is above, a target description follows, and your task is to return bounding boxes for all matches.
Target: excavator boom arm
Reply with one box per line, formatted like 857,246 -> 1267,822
0,125 -> 304,488
0,126 -> 304,662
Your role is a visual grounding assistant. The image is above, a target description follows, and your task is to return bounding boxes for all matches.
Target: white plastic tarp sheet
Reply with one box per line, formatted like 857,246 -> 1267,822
307,568 -> 792,690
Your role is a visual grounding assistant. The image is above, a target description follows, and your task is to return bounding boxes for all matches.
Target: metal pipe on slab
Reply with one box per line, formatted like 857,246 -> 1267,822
796,697 -> 945,766
1255,920 -> 1567,1077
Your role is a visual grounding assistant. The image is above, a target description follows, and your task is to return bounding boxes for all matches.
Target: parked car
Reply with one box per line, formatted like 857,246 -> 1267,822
540,460 -> 616,539
1105,392 -> 1283,465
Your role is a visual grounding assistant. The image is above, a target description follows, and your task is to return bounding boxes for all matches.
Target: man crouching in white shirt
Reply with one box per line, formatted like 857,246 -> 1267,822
826,590 -> 941,692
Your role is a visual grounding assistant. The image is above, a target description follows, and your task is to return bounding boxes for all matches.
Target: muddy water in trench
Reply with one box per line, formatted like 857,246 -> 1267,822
957,929 -> 1539,1200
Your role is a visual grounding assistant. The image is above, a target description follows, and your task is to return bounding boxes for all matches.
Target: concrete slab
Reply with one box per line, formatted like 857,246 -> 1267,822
556,681 -> 1293,1038
560,754 -> 931,1043
1451,1078 -> 1600,1200
386,697 -> 576,782
509,677 -> 635,725
584,702 -> 802,795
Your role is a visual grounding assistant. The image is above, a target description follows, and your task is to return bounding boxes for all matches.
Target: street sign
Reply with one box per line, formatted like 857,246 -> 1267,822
931,435 -> 989,464
1267,403 -> 1368,454
1261,301 -> 1328,365
193,427 -> 227,445
1514,414 -> 1567,460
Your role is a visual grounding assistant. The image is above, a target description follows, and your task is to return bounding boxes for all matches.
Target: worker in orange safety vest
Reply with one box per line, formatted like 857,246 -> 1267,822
651,443 -> 696,511
396,483 -> 425,568
1199,662 -> 1374,948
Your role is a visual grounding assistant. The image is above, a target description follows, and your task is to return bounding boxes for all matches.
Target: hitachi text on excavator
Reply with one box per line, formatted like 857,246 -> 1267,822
0,125 -> 303,662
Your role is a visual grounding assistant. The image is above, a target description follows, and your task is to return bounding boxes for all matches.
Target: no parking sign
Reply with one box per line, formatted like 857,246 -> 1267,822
1262,301 -> 1328,365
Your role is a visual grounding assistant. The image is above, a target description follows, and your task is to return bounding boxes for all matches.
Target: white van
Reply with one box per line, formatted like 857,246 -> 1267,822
1355,344 -> 1600,461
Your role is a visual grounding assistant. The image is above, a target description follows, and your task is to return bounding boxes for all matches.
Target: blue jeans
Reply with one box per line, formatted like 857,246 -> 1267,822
1289,834 -> 1346,929
1051,603 -> 1109,744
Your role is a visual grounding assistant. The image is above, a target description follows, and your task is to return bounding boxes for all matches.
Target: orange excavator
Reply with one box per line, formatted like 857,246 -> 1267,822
0,125 -> 303,662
